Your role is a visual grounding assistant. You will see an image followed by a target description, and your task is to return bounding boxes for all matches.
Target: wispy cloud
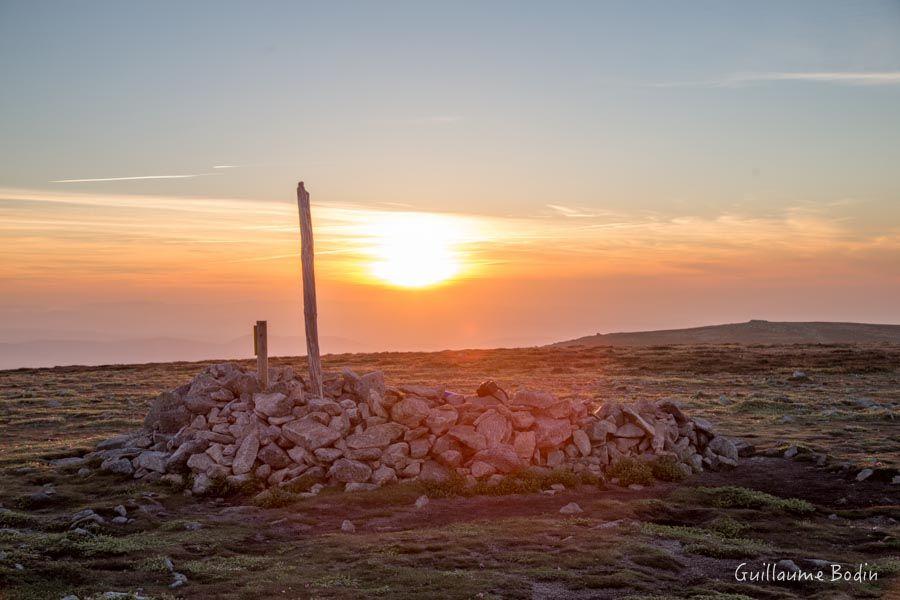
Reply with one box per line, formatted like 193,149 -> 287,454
546,204 -> 599,218
728,71 -> 900,86
656,71 -> 900,88
2,187 -> 897,288
51,174 -> 208,183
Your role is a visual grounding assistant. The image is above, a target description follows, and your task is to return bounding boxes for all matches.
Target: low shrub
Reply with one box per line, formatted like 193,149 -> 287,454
693,486 -> 815,514
608,458 -> 654,486
251,487 -> 301,508
649,456 -> 687,482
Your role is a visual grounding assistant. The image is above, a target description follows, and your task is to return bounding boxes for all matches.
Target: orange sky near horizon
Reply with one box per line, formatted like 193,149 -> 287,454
2,185 -> 898,357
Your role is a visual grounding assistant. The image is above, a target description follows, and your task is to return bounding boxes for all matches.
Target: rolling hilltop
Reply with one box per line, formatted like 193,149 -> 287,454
553,320 -> 900,347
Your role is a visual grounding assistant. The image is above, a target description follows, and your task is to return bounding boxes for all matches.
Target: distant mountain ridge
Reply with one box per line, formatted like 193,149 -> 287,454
552,320 -> 900,347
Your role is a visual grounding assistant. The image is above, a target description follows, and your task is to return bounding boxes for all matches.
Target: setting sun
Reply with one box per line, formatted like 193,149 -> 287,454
367,213 -> 465,288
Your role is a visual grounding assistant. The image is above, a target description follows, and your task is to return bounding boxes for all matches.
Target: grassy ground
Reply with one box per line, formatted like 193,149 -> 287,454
0,344 -> 898,599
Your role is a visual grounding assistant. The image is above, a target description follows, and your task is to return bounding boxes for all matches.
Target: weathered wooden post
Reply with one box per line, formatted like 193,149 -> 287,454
296,181 -> 324,399
253,320 -> 268,390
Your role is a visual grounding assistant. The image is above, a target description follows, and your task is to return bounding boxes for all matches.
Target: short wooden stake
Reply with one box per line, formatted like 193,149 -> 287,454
254,320 -> 268,390
296,181 -> 324,399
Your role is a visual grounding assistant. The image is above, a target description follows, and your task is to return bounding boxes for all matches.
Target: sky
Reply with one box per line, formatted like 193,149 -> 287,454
1,1 -> 899,367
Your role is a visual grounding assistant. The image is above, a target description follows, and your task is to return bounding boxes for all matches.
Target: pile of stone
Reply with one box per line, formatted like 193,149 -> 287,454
86,363 -> 738,495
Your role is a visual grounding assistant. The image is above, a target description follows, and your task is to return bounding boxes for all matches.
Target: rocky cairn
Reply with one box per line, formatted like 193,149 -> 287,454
89,363 -> 739,495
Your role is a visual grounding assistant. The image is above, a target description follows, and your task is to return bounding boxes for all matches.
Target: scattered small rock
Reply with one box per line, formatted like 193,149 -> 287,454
50,456 -> 86,469
340,520 -> 356,533
170,572 -> 188,589
114,505 -> 127,517
856,468 -> 874,482
559,502 -> 583,515
776,559 -> 800,574
784,446 -> 799,459
24,491 -> 55,508
414,495 -> 429,509
70,509 -> 104,528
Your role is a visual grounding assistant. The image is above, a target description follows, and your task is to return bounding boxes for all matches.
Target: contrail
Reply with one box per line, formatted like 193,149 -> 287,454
51,174 -> 203,183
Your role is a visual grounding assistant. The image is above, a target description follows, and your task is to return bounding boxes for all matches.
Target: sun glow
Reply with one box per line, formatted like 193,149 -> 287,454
367,213 -> 466,288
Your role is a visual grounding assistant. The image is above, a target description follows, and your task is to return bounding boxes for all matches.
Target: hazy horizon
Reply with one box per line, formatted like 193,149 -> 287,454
2,1 -> 899,368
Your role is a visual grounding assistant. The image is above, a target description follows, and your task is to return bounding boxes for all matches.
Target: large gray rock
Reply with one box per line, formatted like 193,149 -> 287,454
282,419 -> 342,451
692,417 -> 715,436
144,391 -> 190,434
589,419 -> 616,441
342,369 -> 386,402
258,442 -> 291,469
513,430 -> 536,460
328,459 -> 372,483
253,392 -> 291,418
399,384 -> 441,399
184,395 -> 217,415
134,451 -> 168,473
101,457 -> 134,475
187,452 -> 215,472
418,460 -> 450,484
708,436 -> 738,461
314,447 -> 344,463
345,422 -> 405,449
390,396 -> 431,428
559,502 -> 583,515
448,425 -> 488,451
572,430 -> 591,457
656,399 -> 687,423
471,445 -> 521,473
380,442 -> 410,468
475,410 -> 511,448
425,407 -> 458,435
372,465 -> 398,486
232,432 -> 259,475
614,423 -> 645,438
533,416 -> 573,448
621,405 -> 655,436
308,397 -> 343,416
166,438 -> 209,470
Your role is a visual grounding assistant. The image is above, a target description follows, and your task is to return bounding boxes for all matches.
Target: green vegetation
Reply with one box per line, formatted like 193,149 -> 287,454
640,523 -> 770,559
649,456 -> 688,482
608,457 -> 655,486
0,508 -> 40,529
702,516 -> 748,538
690,486 -> 815,514
420,468 -> 603,498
